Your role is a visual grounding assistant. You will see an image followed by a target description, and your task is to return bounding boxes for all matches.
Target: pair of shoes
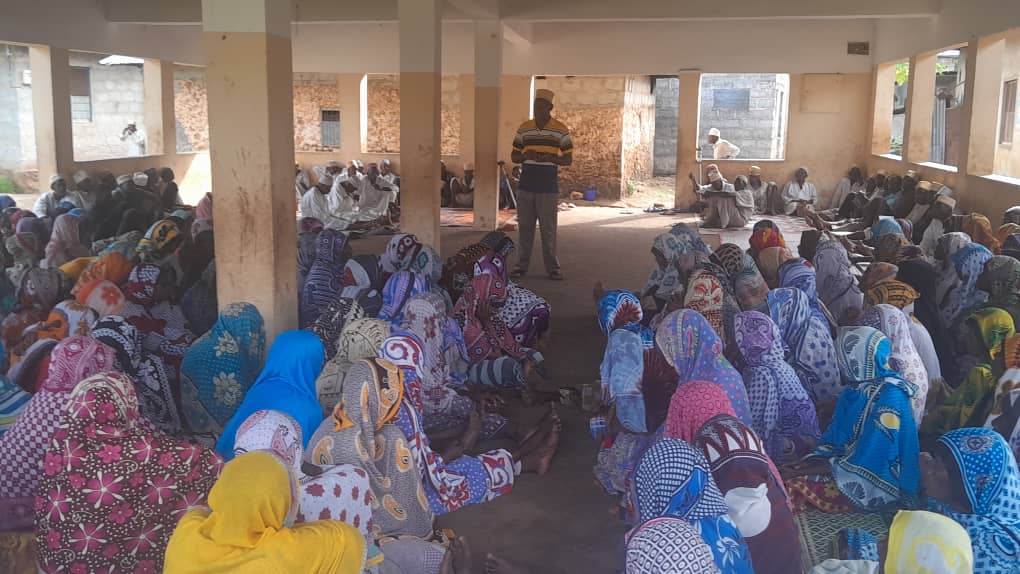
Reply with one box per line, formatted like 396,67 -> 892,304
548,270 -> 565,281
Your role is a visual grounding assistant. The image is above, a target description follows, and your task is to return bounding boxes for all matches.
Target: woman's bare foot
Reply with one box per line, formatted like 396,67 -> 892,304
485,553 -> 529,574
510,404 -> 556,443
440,537 -> 472,574
520,414 -> 562,475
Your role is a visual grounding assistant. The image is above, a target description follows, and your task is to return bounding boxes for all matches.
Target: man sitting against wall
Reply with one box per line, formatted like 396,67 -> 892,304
691,168 -> 751,229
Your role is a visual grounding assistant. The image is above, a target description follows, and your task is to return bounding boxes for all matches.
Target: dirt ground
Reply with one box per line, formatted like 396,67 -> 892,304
354,206 -> 698,574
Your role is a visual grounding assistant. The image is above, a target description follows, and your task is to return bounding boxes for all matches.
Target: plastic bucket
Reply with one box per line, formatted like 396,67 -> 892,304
583,188 -> 597,201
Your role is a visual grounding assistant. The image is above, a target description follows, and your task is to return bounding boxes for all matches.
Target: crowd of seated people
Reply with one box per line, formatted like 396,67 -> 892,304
0,164 -> 563,573
596,174 -> 1020,572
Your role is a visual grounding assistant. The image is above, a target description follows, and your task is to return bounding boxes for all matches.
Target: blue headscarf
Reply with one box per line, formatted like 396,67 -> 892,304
817,326 -> 919,511
929,428 -> 1020,574
777,261 -> 829,328
767,288 -> 841,403
379,271 -> 428,326
180,303 -> 266,439
597,289 -> 653,347
215,330 -> 325,458
0,195 -> 14,210
601,329 -> 646,433
943,242 -> 993,326
632,438 -> 754,573
299,229 -> 349,328
871,215 -> 906,242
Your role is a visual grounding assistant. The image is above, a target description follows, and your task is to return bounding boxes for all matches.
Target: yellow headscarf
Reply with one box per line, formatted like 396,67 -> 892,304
970,307 -> 1016,360
884,510 -> 973,573
164,451 -> 366,574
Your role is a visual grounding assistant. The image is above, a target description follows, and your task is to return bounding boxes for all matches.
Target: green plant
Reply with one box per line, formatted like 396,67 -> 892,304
626,180 -> 637,196
0,177 -> 15,195
894,61 -> 949,86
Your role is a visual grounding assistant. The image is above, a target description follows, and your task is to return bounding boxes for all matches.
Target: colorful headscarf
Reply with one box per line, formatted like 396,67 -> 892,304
734,311 -> 820,465
871,215 -> 908,240
669,223 -> 710,254
655,310 -> 751,424
137,218 -> 184,259
818,327 -> 919,511
42,213 -> 88,269
632,438 -> 754,573
408,244 -> 443,289
695,416 -> 802,574
876,233 -> 912,264
858,305 -> 929,423
402,292 -> 458,418
813,240 -> 863,324
378,271 -> 428,326
78,279 -> 126,317
944,243 -> 993,325
300,229 -> 350,328
625,518 -> 719,574
884,510 -> 973,574
602,328 -> 647,433
306,358 -> 433,538
0,337 -> 116,530
936,232 -> 973,304
232,409 -> 373,533
778,260 -> 829,328
340,254 -> 383,304
767,288 -> 841,403
712,243 -> 769,311
597,289 -> 653,347
381,233 -> 424,274
454,273 -> 530,363
644,233 -> 685,301
34,372 -> 223,573
930,428 -> 1019,574
963,213 -> 1002,254
70,251 -> 132,298
216,330 -> 326,459
663,380 -> 737,443
315,319 -> 392,412
17,267 -> 65,310
749,221 -> 786,254
309,298 -> 367,360
683,270 -> 728,344
180,303 -> 266,439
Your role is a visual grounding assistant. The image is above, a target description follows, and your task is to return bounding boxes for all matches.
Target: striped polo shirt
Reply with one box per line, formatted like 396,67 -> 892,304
513,117 -> 573,194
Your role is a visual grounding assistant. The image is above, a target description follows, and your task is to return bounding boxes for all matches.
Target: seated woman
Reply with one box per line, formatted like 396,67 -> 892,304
35,372 -> 222,573
300,229 -> 352,328
695,415 -> 802,574
631,438 -> 755,573
978,255 -> 1020,327
625,518 -> 719,574
381,233 -> 424,275
922,427 -> 1019,574
216,330 -> 327,459
307,298 -> 366,360
233,410 -> 373,533
987,334 -> 1020,460
748,220 -> 787,261
379,270 -> 429,326
121,263 -> 194,375
962,213 -> 1002,254
767,288 -> 841,404
315,318 -> 392,412
777,257 -> 833,330
858,304 -> 930,425
381,332 -> 560,514
179,303 -> 266,442
42,213 -> 89,269
784,327 -> 919,514
135,218 -> 186,281
923,307 -> 1014,437
641,232 -> 686,311
340,254 -> 384,316
164,451 -> 366,574
711,243 -> 770,312
475,253 -> 551,348
440,231 -> 515,301
734,310 -> 821,464
812,238 -> 864,326
0,337 -> 116,531
655,309 -> 752,425
454,274 -> 544,379
943,242 -> 993,327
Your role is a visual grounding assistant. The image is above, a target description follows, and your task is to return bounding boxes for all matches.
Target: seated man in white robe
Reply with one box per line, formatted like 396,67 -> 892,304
379,159 -> 400,188
353,163 -> 398,223
782,167 -> 818,216
295,163 -> 312,207
301,173 -> 354,230
700,170 -> 748,229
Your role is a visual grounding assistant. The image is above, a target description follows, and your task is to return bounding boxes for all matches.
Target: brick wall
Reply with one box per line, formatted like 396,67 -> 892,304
698,73 -> 787,160
621,76 -> 655,193
365,74 -> 461,155
653,77 -> 679,175
173,65 -> 208,153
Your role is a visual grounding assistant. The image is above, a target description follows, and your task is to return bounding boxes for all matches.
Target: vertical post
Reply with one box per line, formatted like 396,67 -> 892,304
498,75 -> 532,165
903,53 -> 936,163
398,0 -> 442,250
30,45 -> 73,187
473,20 -> 503,230
871,63 -> 896,156
962,38 -> 1004,178
336,73 -> 366,158
674,72 -> 701,208
202,0 -> 297,341
142,59 -> 168,156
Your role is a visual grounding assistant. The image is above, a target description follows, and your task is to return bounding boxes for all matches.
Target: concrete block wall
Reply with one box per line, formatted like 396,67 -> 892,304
365,74 -> 461,156
173,65 -> 208,153
621,76 -> 655,192
653,77 -> 679,175
0,43 -> 35,174
69,52 -> 146,162
697,73 -> 785,160
293,73 -> 340,152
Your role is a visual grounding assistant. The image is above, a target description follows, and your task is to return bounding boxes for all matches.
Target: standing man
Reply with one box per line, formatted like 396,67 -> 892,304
707,127 -> 740,159
119,122 -> 146,156
511,89 -> 572,280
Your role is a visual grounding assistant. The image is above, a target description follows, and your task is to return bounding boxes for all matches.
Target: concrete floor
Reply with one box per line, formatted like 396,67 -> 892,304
354,206 -> 698,574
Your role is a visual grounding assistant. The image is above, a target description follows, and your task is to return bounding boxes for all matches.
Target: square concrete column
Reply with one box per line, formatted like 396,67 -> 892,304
399,0 -> 442,250
203,0 -> 297,340
473,20 -> 502,230
674,72 -> 702,208
336,73 -> 366,158
142,59 -> 176,157
961,38 -> 1005,177
870,63 -> 897,155
498,75 -> 533,165
903,53 -> 937,164
30,45 -> 74,186
459,74 -> 476,171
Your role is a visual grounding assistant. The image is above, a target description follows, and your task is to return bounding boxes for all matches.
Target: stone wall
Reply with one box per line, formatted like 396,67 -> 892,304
621,76 -> 655,193
653,77 -> 679,175
0,43 -> 34,175
292,73 -> 340,152
365,74 -> 461,155
698,73 -> 787,160
173,65 -> 208,153
69,52 -> 146,161
534,75 -> 626,198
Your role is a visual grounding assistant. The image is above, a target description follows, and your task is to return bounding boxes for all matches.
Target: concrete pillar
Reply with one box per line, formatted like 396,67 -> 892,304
498,75 -> 532,166
961,38 -> 1005,177
203,0 -> 297,340
473,20 -> 502,230
871,63 -> 896,156
142,59 -> 174,157
336,73 -> 366,158
398,0 -> 442,249
903,53 -> 936,164
459,74 -> 476,171
30,45 -> 73,187
674,72 -> 702,208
